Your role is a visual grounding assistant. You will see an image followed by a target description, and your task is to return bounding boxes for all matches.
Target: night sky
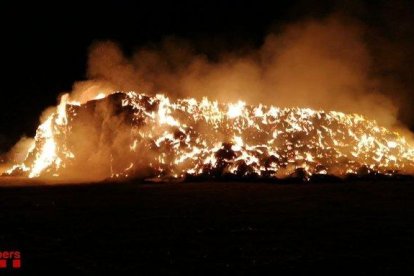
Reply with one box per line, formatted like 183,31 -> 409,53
2,0 -> 414,152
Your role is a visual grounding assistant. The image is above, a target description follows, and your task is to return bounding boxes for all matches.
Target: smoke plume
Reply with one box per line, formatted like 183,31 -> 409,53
69,15 -> 400,128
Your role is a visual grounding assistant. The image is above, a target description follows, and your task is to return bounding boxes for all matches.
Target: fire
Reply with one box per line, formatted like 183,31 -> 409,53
227,101 -> 246,118
5,91 -> 414,181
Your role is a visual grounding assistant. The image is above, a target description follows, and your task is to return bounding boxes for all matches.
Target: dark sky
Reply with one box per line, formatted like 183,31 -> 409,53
1,0 -> 414,152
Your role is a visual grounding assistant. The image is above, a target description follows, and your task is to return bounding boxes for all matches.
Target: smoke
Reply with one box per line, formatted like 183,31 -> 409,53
68,15 -> 401,129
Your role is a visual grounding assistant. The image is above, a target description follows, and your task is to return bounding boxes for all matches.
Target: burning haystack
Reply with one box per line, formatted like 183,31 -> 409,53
5,92 -> 414,181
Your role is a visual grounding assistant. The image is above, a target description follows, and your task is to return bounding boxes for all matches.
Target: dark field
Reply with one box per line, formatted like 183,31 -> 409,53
0,179 -> 414,274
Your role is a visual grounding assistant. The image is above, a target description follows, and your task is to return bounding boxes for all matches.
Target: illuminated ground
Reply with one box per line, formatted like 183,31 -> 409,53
0,179 -> 413,274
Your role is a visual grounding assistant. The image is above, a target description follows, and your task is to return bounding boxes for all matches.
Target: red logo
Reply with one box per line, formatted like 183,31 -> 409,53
0,251 -> 21,269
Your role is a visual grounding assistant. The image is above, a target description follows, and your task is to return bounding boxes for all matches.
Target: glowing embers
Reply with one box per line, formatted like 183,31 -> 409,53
5,91 -> 414,180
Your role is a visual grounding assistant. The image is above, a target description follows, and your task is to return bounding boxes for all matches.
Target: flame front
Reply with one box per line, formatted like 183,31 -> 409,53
6,92 -> 414,181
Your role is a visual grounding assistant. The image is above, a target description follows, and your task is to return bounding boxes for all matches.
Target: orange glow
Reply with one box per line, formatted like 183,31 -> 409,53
5,91 -> 414,181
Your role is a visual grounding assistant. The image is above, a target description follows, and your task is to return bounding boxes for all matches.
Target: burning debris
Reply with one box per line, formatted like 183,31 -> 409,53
5,92 -> 414,181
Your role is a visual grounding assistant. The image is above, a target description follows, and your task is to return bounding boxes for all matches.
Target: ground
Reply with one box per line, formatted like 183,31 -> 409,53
0,179 -> 413,274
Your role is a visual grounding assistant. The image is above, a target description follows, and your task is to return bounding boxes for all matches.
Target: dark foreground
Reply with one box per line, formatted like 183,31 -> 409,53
0,180 -> 414,274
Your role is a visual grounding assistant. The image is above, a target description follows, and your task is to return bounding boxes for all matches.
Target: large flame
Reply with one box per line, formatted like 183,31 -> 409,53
5,91 -> 414,181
